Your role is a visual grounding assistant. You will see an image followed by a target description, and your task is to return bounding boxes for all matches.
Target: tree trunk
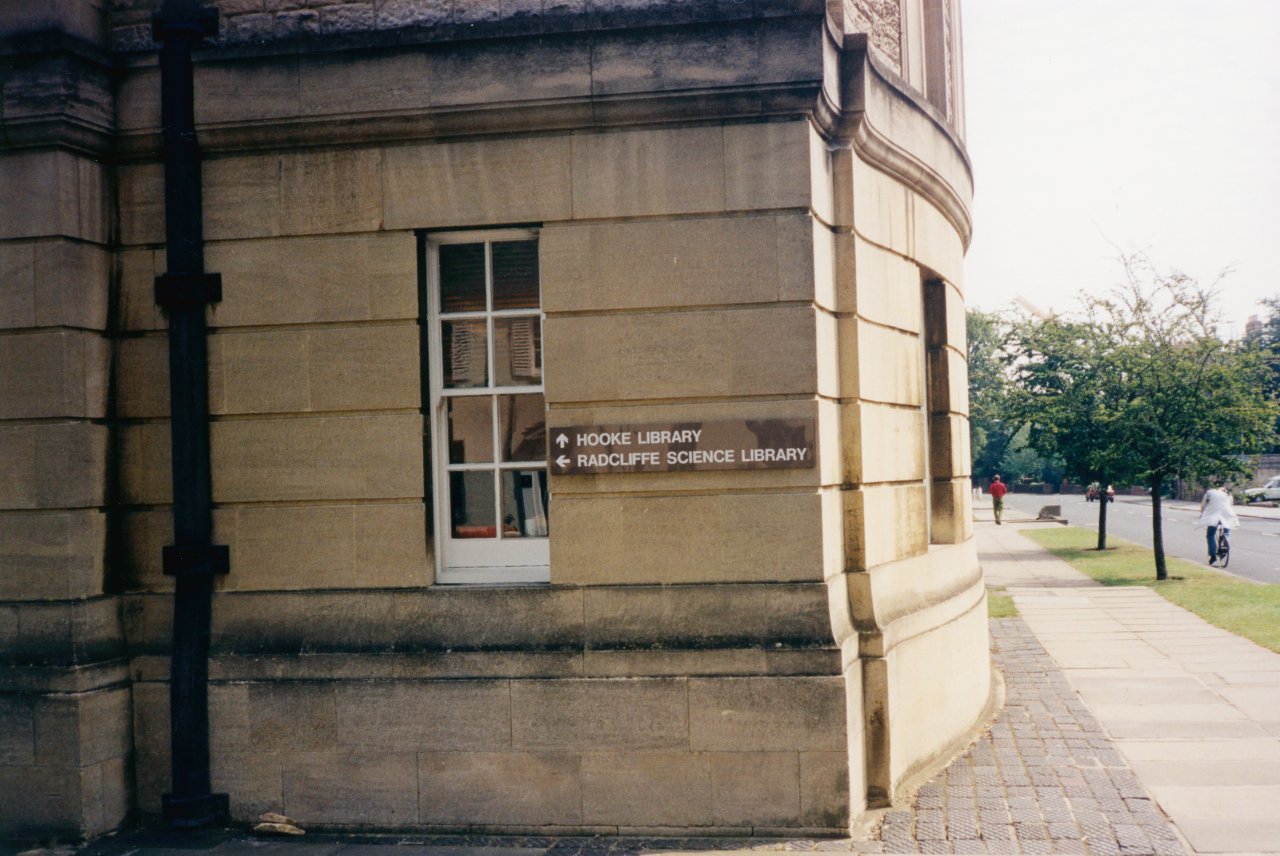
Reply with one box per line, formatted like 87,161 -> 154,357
1151,474 -> 1167,581
1096,477 -> 1108,550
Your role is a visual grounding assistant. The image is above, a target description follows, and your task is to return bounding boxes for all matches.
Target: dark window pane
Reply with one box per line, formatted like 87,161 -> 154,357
442,319 -> 488,388
492,240 -> 539,310
439,243 -> 486,312
499,393 -> 545,462
450,471 -> 496,539
494,316 -> 542,385
501,469 -> 549,538
447,397 -> 493,464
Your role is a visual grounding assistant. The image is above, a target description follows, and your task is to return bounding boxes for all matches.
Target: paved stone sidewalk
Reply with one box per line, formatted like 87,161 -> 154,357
983,522 -> 1280,854
873,618 -> 1184,855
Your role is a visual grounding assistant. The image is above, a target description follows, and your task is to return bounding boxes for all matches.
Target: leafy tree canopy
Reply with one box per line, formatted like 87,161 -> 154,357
999,256 -> 1279,577
1244,295 -> 1280,450
967,309 -> 1017,478
1095,259 -> 1276,489
967,309 -> 1064,485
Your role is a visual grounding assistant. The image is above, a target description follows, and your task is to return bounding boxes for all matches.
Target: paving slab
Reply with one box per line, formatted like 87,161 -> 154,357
1089,703 -> 1250,723
1147,785 -> 1280,818
1105,720 -> 1276,740
1117,738 -> 1280,762
1068,683 -> 1224,706
1176,818 -> 1280,854
1213,671 -> 1280,684
1127,759 -> 1280,786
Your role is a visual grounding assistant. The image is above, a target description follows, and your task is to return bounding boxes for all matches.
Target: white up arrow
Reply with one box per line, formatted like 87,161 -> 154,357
555,433 -> 569,449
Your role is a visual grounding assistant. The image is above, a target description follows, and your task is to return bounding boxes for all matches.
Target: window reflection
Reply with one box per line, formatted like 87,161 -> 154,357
501,470 -> 549,538
492,240 -> 539,310
447,397 -> 493,464
442,319 -> 488,388
499,394 -> 545,462
439,243 -> 486,312
494,317 -> 541,386
450,471 -> 496,539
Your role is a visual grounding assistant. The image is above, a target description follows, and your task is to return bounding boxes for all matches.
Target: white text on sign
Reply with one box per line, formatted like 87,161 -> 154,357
550,418 -> 817,474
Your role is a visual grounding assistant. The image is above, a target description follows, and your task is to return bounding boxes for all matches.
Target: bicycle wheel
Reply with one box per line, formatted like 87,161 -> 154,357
1217,531 -> 1230,568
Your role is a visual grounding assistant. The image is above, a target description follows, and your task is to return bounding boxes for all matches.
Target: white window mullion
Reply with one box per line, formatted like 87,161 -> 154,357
427,231 -> 548,584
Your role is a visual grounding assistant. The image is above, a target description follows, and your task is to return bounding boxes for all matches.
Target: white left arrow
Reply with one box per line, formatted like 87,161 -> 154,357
555,433 -> 569,449
555,455 -> 571,468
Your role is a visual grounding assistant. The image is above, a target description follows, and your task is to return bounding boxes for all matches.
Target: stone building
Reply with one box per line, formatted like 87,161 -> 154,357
0,0 -> 987,841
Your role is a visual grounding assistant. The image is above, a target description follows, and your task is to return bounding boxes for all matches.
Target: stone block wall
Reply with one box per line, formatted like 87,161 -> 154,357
113,140 -> 428,595
821,54 -> 987,804
3,0 -> 987,839
542,120 -> 827,586
111,108 -> 855,832
131,673 -> 848,832
121,578 -> 848,832
0,4 -> 133,839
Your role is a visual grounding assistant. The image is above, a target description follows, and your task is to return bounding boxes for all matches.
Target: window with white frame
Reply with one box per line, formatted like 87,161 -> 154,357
424,230 -> 549,583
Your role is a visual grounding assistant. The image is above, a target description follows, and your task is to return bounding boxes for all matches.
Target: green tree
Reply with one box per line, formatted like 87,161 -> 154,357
967,310 -> 1019,479
1015,258 -> 1278,579
1244,296 -> 1280,450
1000,425 -> 1065,486
1008,312 -> 1137,550
968,310 -> 1065,491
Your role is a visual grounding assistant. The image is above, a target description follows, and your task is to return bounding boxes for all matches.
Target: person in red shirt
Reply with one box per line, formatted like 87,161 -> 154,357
988,474 -> 1009,525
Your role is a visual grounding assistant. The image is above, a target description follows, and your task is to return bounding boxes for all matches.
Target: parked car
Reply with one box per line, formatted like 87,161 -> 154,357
1085,483 -> 1115,502
1244,476 -> 1280,503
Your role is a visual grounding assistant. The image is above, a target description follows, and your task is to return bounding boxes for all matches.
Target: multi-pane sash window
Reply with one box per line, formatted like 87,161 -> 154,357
427,232 -> 548,583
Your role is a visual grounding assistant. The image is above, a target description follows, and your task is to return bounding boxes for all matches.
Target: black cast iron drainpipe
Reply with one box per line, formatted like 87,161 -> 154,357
152,0 -> 230,828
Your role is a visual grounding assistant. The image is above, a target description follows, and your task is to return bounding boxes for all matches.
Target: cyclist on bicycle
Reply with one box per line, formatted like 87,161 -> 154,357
1198,483 -> 1239,566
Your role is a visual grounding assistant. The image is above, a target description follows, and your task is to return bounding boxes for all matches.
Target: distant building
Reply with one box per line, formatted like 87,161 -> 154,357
0,0 -> 988,840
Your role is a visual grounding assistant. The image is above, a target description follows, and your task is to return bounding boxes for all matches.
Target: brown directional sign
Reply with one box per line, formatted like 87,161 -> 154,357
549,418 -> 816,474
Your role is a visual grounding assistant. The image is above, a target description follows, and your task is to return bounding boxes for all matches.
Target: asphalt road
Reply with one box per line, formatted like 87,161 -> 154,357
1005,492 -> 1280,585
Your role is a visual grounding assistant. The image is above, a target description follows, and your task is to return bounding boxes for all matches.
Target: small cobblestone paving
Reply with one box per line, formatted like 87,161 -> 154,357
13,618 -> 1188,856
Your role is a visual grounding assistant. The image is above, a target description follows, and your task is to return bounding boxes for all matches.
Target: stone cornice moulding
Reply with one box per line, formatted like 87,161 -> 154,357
0,597 -> 127,677
10,9 -> 974,251
815,29 -> 974,248
0,31 -> 118,157
0,28 -> 114,67
119,582 -> 839,658
112,83 -> 826,160
0,116 -> 117,157
108,0 -> 835,59
109,13 -> 833,160
853,118 -> 974,249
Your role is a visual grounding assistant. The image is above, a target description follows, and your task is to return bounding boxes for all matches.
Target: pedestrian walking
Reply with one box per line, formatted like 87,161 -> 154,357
988,474 -> 1008,525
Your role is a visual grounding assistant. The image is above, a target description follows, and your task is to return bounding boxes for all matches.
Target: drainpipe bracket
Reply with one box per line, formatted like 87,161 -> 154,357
162,544 -> 230,578
155,272 -> 223,308
152,6 -> 219,41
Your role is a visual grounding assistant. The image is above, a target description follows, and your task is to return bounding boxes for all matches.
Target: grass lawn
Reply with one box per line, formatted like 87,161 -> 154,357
1022,526 -> 1280,654
987,586 -> 1019,618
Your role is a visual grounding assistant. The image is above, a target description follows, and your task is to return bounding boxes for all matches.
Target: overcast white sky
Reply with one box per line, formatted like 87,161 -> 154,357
961,0 -> 1280,337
